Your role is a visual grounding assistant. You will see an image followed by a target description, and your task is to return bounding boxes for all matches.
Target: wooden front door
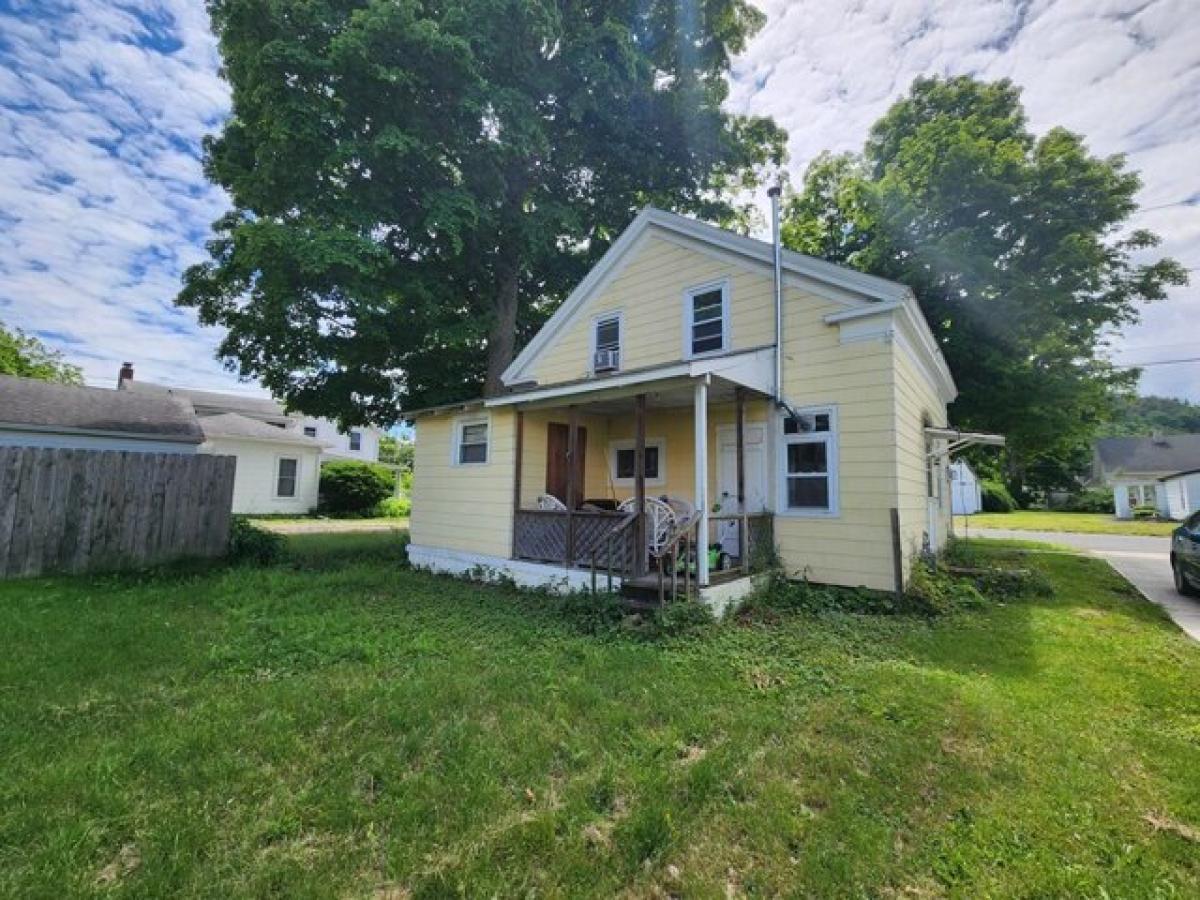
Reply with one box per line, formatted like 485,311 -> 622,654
546,422 -> 587,505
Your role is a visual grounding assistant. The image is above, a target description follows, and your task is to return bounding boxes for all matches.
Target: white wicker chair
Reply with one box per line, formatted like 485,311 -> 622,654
662,496 -> 695,526
536,494 -> 567,511
618,496 -> 677,557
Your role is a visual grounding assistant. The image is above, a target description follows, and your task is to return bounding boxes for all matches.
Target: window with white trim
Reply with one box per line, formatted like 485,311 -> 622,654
349,430 -> 362,452
686,282 -> 728,356
303,426 -> 317,438
609,438 -> 665,486
779,409 -> 837,513
276,457 -> 298,497
593,313 -> 621,372
453,416 -> 490,465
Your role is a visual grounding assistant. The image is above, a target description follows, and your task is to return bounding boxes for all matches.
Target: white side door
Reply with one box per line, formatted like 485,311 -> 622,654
716,424 -> 768,558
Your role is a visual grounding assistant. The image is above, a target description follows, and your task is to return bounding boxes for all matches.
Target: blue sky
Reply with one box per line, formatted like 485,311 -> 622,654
1,0 -> 1197,401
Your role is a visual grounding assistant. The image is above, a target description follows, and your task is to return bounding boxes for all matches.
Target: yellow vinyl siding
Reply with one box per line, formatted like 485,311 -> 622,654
773,286 -> 900,592
517,410 -> 610,507
410,408 -> 516,558
893,345 -> 950,573
528,234 -> 777,386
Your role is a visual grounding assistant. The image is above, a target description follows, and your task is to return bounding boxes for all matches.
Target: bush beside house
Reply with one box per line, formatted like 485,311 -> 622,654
319,460 -> 396,515
980,480 -> 1018,512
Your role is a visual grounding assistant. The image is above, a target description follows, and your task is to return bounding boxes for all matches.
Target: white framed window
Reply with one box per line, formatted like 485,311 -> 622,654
276,457 -> 299,498
777,406 -> 838,516
683,280 -> 730,358
349,430 -> 362,452
591,311 -> 622,373
452,414 -> 490,466
609,437 -> 666,486
303,426 -> 317,438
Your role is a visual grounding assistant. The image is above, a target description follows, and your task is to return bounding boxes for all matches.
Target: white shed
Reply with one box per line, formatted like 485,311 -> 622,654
1159,469 -> 1200,521
949,459 -> 982,515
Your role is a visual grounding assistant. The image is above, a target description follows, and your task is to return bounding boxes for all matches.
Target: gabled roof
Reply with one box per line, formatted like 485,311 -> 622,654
122,380 -> 289,422
198,413 -> 327,448
1095,434 -> 1200,476
0,374 -> 203,443
500,206 -> 953,398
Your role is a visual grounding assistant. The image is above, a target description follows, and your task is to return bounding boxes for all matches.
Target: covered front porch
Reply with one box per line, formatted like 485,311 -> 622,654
491,369 -> 777,603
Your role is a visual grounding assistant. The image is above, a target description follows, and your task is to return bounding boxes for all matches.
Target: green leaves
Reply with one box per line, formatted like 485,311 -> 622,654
182,0 -> 785,421
783,75 -> 1187,493
0,321 -> 82,384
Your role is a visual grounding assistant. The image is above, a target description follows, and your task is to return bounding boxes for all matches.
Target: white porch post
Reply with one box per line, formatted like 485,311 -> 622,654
694,377 -> 710,587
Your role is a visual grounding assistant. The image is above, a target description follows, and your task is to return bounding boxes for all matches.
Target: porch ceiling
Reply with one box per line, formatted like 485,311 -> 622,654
509,376 -> 764,414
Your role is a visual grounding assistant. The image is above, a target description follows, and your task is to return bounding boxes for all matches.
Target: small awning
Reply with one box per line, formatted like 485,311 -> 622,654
925,427 -> 1005,458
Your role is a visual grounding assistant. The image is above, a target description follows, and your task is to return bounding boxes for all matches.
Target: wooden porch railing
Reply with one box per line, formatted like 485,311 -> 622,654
656,516 -> 700,606
513,509 -> 634,569
710,512 -> 775,577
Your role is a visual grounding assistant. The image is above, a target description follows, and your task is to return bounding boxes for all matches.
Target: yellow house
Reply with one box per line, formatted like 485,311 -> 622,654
408,203 -> 989,609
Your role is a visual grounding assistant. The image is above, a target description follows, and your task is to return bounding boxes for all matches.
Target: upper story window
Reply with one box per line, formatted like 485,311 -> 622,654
778,408 -> 838,516
276,457 -> 298,498
453,415 -> 490,466
303,426 -> 317,438
349,431 -> 362,452
592,313 -> 621,373
685,281 -> 729,357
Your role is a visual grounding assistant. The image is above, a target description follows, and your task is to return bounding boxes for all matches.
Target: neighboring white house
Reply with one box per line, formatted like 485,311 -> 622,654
0,374 -> 203,453
197,414 -> 324,515
297,416 -> 381,462
949,459 -> 982,515
1093,434 -> 1200,519
117,364 -> 384,464
1160,469 -> 1200,521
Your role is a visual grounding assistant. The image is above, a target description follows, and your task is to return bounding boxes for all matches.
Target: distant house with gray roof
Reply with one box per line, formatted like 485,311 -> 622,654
0,374 -> 203,453
1093,433 -> 1200,519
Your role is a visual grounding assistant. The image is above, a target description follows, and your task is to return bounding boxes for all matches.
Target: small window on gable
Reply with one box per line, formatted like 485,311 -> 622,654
303,426 -> 317,438
349,431 -> 362,451
454,417 -> 489,466
276,457 -> 298,497
686,282 -> 728,357
593,314 -> 621,372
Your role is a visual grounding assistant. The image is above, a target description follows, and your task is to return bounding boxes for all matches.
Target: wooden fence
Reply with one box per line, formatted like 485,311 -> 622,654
0,448 -> 236,578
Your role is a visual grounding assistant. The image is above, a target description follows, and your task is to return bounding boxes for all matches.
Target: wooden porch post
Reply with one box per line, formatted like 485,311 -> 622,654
694,377 -> 710,587
565,405 -> 579,567
511,408 -> 524,559
634,393 -> 647,577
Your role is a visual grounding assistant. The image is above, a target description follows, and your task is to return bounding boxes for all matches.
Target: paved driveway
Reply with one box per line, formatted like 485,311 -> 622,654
973,528 -> 1200,642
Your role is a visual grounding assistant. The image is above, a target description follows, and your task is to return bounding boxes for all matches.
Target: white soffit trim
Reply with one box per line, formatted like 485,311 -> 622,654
500,205 -> 913,386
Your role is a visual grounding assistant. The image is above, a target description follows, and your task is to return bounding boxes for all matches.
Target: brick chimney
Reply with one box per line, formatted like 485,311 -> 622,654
117,361 -> 134,389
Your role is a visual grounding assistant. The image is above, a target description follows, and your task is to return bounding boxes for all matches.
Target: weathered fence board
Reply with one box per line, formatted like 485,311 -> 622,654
0,448 -> 236,578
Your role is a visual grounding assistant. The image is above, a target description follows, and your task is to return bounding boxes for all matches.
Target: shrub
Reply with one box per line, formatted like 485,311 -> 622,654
376,496 -> 411,518
980,479 -> 1017,512
228,515 -> 285,565
319,460 -> 395,515
1061,487 -> 1114,514
905,559 -> 985,615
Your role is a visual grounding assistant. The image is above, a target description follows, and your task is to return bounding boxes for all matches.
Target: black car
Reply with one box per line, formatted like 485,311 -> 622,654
1171,510 -> 1200,596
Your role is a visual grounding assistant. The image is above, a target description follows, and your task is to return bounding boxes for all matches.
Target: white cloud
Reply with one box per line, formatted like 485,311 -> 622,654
0,0 -> 1195,406
732,0 -> 1200,402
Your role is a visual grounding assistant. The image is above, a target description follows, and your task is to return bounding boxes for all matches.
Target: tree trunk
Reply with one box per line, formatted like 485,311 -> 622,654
484,255 -> 520,396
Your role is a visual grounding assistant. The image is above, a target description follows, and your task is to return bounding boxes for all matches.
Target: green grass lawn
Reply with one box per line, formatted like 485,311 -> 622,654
2,533 -> 1198,897
959,510 -> 1178,536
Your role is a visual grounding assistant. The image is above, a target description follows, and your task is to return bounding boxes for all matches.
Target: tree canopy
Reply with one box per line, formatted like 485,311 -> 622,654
782,76 -> 1187,493
1101,394 -> 1200,437
181,0 -> 785,423
0,321 -> 82,384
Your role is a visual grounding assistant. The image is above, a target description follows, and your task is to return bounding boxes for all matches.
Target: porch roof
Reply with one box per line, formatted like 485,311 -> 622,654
485,346 -> 775,411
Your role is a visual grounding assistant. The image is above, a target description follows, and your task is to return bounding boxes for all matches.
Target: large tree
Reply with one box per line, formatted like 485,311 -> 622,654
181,0 -> 785,423
782,77 -> 1187,493
0,321 -> 82,384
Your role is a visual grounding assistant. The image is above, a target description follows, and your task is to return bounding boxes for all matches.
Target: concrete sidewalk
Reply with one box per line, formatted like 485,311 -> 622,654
971,528 -> 1200,642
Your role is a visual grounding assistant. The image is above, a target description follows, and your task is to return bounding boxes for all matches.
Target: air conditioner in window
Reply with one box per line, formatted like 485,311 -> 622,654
593,349 -> 620,373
